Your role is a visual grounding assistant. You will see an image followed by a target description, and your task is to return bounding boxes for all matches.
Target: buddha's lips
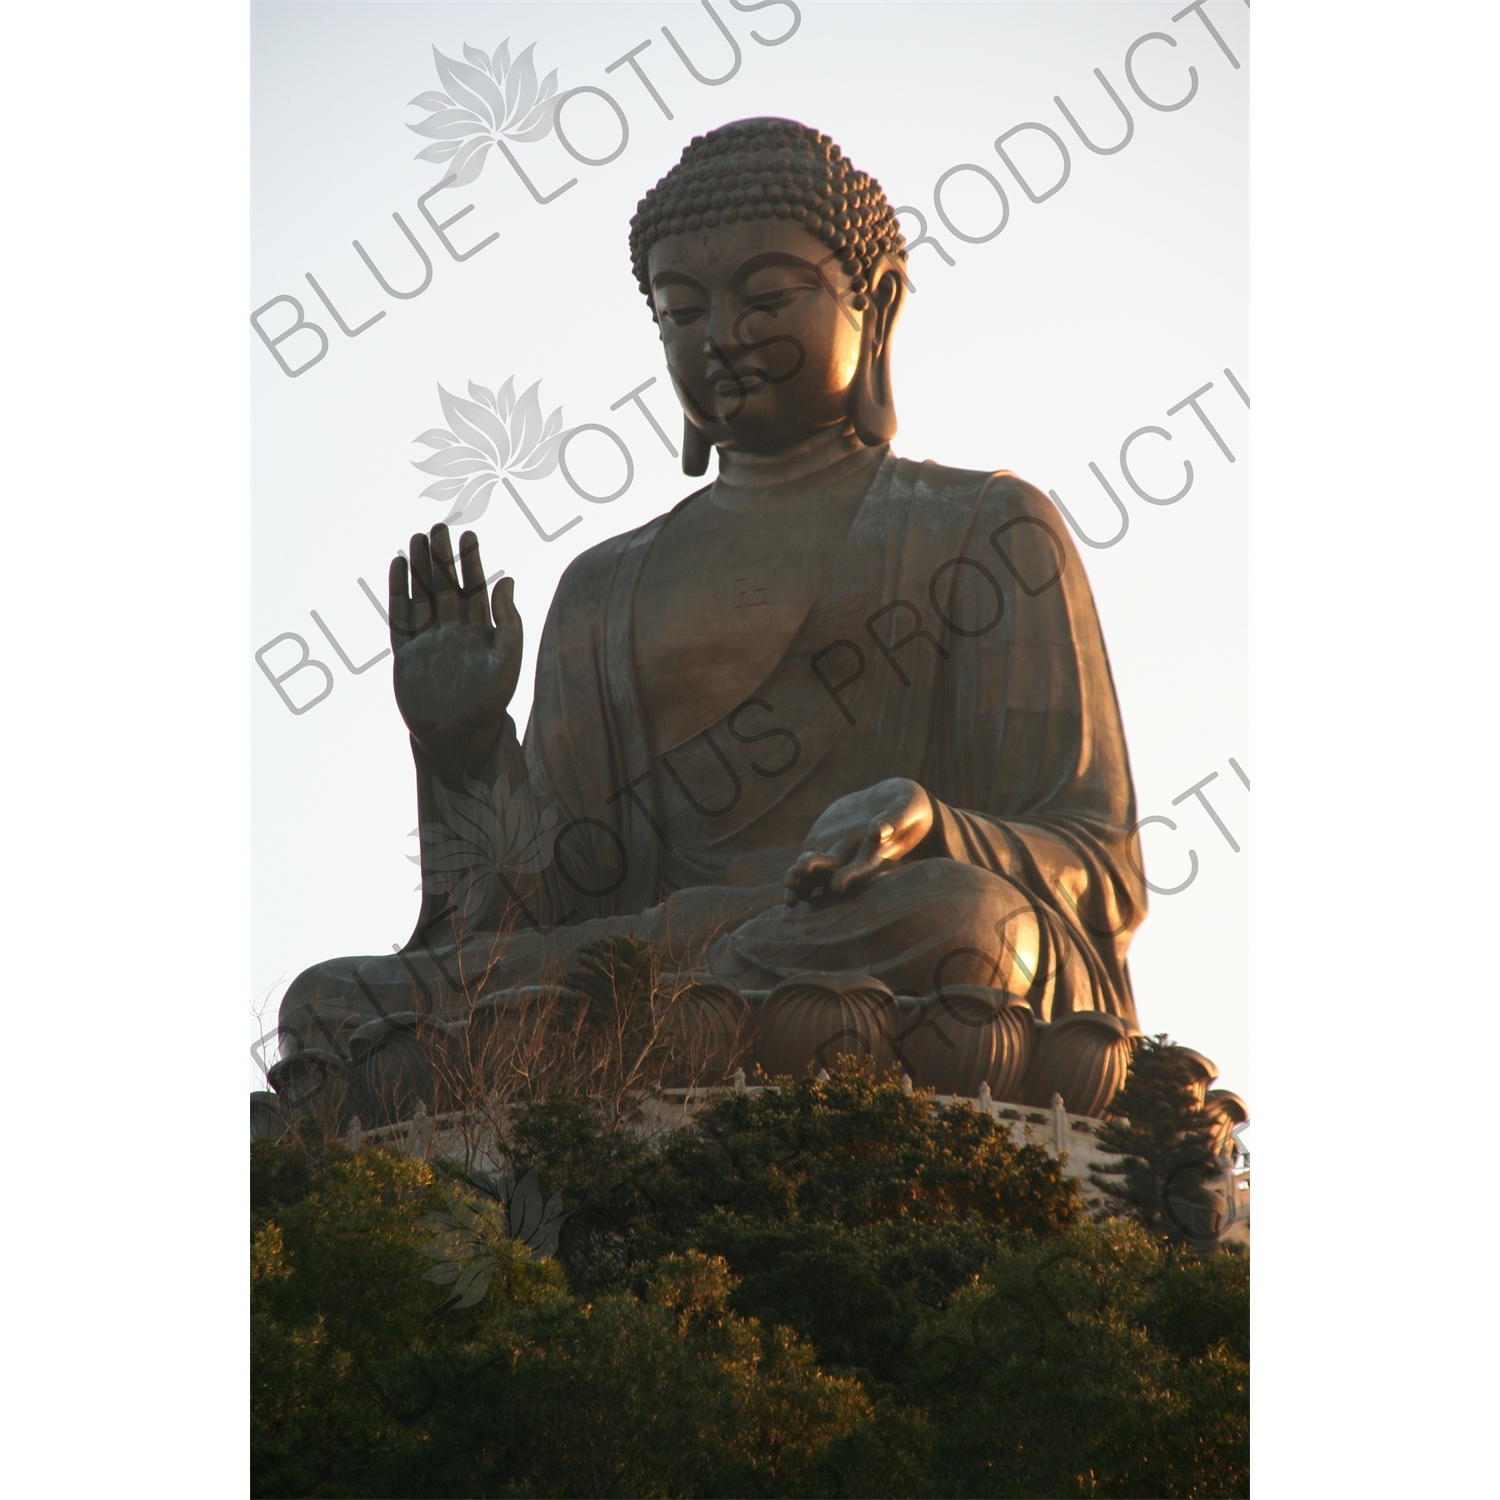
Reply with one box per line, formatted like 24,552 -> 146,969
712,371 -> 767,396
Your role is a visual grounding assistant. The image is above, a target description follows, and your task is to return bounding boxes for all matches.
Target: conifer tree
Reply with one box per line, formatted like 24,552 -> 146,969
1092,1034 -> 1229,1247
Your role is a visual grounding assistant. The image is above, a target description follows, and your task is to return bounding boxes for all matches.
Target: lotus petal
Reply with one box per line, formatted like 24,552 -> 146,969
510,380 -> 543,462
412,448 -> 492,477
433,48 -> 500,130
453,490 -> 494,526
541,406 -> 563,441
454,784 -> 504,844
435,48 -> 504,129
445,138 -> 492,189
508,813 -> 557,875
468,381 -> 497,411
492,39 -> 511,80
504,105 -> 557,145
500,788 -> 524,848
447,476 -> 497,525
410,90 -> 453,110
494,778 -> 556,869
508,430 -> 564,481
439,384 -> 509,468
414,141 -> 461,163
423,851 -> 487,878
508,87 -> 557,141
496,376 -> 516,420
461,43 -> 491,73
444,1194 -> 486,1230
422,1262 -> 464,1286
449,872 -> 494,925
505,43 -> 538,126
413,428 -> 459,448
408,108 -> 486,140
419,818 -> 473,847
447,1260 -> 494,1308
421,1230 -> 479,1259
426,793 -> 495,851
419,477 -> 467,501
409,119 -> 487,143
447,134 -> 490,174
527,1194 -> 569,1258
431,784 -> 501,851
508,1168 -> 544,1244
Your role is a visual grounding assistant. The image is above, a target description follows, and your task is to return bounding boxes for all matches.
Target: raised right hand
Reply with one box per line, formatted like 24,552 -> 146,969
389,524 -> 522,782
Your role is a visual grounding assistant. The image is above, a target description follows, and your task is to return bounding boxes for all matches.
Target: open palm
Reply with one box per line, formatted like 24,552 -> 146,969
389,524 -> 522,783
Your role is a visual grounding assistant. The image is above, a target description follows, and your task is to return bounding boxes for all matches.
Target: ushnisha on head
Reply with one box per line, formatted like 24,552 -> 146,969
631,118 -> 910,472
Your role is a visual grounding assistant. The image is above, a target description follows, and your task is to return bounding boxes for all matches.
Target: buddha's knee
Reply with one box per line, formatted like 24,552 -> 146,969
271,954 -> 424,1126
882,859 -> 1042,995
277,956 -> 384,1058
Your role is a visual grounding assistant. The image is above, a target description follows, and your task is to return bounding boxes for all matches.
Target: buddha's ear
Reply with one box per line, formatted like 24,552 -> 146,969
682,417 -> 712,476
850,262 -> 907,447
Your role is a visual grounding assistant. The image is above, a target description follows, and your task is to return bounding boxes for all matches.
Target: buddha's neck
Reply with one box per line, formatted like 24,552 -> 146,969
711,424 -> 884,513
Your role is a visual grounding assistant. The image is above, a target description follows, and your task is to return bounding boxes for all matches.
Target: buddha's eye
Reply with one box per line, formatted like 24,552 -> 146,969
742,287 -> 805,317
660,304 -> 705,328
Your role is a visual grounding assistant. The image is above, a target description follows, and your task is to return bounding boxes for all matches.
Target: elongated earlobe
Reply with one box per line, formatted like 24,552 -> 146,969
851,351 -> 898,445
682,418 -> 712,476
850,268 -> 905,446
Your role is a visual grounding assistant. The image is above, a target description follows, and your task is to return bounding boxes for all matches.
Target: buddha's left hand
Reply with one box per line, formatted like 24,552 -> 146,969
784,778 -> 934,904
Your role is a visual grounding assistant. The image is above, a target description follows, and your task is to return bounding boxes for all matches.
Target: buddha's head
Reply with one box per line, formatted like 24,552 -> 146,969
630,118 -> 909,474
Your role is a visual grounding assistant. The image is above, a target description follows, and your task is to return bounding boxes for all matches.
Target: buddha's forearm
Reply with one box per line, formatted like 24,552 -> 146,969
408,722 -> 506,790
406,717 -> 532,941
922,797 -> 1145,948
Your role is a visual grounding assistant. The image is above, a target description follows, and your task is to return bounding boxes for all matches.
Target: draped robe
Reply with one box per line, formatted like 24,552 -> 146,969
277,454 -> 1147,1063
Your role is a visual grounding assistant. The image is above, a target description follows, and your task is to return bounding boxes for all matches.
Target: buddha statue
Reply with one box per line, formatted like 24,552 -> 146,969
268,118 -> 1161,1128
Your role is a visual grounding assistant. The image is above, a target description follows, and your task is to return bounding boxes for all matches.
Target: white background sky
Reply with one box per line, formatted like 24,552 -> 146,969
251,0 -> 1249,1098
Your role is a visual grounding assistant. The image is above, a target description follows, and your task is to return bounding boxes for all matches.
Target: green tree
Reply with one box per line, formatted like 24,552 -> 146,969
1090,1035 -> 1227,1246
251,1141 -> 872,1498
912,1221 -> 1248,1497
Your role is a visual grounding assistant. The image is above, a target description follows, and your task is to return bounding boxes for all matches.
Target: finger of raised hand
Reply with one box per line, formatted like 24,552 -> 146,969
388,554 -> 413,646
491,575 -> 521,649
409,533 -> 436,631
429,525 -> 462,624
458,530 -> 489,625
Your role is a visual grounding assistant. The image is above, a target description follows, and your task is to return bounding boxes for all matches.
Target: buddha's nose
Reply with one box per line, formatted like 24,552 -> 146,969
704,302 -> 739,358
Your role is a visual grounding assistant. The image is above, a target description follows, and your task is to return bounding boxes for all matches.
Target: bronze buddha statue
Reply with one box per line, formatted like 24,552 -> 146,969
270,118 -> 1157,1125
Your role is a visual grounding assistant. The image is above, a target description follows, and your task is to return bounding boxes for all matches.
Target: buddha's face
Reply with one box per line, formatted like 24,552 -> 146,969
649,218 -> 887,454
